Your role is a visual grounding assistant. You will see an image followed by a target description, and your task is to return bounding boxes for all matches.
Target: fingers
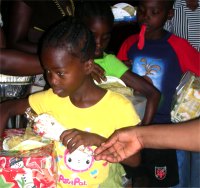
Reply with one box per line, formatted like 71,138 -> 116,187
92,73 -> 102,84
94,150 -> 122,163
60,129 -> 90,153
94,133 -> 118,155
92,64 -> 106,83
60,129 -> 81,152
60,129 -> 73,142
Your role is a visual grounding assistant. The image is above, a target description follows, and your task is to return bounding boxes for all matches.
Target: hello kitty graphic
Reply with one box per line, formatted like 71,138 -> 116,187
64,147 -> 94,172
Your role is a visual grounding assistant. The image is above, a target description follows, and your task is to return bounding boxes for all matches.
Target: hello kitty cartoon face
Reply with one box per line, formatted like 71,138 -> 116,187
64,147 -> 94,172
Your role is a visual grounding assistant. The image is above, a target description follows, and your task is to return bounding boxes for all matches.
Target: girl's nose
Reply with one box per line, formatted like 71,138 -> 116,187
95,37 -> 102,47
48,74 -> 58,86
143,10 -> 150,20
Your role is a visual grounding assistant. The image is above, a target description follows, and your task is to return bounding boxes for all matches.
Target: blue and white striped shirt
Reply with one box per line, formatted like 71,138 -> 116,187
164,0 -> 200,51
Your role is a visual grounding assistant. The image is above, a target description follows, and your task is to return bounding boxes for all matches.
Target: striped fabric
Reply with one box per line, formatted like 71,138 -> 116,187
164,0 -> 200,51
0,13 -> 3,27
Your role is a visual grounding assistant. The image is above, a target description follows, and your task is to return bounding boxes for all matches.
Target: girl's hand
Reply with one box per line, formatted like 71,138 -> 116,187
91,64 -> 106,83
60,129 -> 106,153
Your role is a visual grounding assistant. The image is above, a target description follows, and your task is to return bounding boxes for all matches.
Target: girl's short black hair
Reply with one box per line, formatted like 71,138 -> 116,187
75,1 -> 114,25
40,16 -> 96,62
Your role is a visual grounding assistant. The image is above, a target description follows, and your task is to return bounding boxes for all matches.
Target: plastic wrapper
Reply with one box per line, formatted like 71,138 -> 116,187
0,74 -> 34,98
112,3 -> 137,22
25,109 -> 93,156
0,129 -> 57,188
171,71 -> 200,122
33,113 -> 66,141
96,76 -> 133,98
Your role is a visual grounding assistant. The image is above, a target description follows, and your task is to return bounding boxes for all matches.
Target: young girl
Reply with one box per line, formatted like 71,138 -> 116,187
75,2 -> 160,126
0,17 -> 140,188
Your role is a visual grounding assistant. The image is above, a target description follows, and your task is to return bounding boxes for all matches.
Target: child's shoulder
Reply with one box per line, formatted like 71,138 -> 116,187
168,33 -> 192,46
168,33 -> 198,54
106,90 -> 132,105
124,34 -> 139,45
29,88 -> 62,101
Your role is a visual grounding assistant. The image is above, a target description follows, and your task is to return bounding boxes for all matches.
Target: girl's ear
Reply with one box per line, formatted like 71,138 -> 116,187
167,9 -> 174,20
84,59 -> 94,75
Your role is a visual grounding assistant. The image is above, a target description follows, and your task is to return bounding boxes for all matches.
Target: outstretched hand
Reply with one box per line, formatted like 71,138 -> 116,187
94,126 -> 142,163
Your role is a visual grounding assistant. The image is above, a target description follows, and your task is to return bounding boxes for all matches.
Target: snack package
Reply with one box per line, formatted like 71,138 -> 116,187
96,76 -> 133,98
33,113 -> 66,141
0,129 -> 57,188
171,71 -> 200,122
112,3 -> 137,22
25,109 -> 93,156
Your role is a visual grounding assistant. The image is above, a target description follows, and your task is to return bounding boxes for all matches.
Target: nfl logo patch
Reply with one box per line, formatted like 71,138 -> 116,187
155,166 -> 167,180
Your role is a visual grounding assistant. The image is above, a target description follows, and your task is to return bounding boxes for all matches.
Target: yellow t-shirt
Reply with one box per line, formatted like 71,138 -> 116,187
29,89 -> 140,188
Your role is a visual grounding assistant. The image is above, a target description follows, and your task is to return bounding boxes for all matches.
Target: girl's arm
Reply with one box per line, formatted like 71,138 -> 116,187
121,70 -> 161,125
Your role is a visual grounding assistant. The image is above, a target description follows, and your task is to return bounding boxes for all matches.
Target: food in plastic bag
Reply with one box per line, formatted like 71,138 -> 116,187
171,71 -> 200,122
3,126 -> 50,151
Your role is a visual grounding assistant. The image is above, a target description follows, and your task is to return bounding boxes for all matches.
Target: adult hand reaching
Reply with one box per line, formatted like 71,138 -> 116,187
94,126 -> 142,162
94,118 -> 200,162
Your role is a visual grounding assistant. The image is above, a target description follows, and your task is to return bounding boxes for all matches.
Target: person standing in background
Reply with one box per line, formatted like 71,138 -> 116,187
164,0 -> 200,51
75,1 -> 160,126
2,0 -> 76,91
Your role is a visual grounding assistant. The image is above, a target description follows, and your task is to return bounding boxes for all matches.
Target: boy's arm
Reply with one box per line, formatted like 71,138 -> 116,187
121,70 -> 161,125
0,98 -> 30,137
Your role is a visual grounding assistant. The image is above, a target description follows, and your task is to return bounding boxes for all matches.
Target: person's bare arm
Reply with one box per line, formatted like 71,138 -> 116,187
139,118 -> 200,151
121,70 -> 160,125
0,48 -> 43,75
94,118 -> 200,162
0,98 -> 30,138
7,0 -> 37,53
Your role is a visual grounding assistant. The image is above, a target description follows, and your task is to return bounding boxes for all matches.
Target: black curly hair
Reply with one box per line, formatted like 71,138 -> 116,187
40,16 -> 96,62
75,1 -> 114,26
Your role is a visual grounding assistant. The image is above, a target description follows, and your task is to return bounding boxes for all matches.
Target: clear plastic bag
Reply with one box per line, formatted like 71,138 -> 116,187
171,71 -> 200,122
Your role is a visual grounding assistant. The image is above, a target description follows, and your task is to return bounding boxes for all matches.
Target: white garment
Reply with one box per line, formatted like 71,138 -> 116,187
0,12 -> 3,27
